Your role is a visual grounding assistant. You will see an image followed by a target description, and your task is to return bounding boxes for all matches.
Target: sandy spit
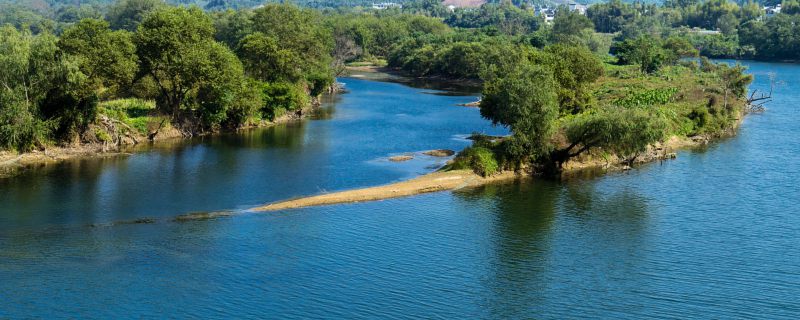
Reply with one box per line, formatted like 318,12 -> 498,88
250,170 -> 521,212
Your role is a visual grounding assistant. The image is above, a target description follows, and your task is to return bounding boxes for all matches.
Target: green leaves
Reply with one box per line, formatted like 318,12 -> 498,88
480,64 -> 559,159
59,19 -> 138,96
135,7 -> 229,115
613,35 -> 695,74
614,88 -> 679,108
0,27 -> 62,150
565,108 -> 668,162
107,0 -> 165,32
249,4 -> 332,84
237,32 -> 302,83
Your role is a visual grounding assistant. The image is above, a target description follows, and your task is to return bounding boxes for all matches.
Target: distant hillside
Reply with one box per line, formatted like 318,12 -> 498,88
0,0 -> 680,12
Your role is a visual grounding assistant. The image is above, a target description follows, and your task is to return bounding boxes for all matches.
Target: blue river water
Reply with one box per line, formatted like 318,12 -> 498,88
1,62 -> 799,318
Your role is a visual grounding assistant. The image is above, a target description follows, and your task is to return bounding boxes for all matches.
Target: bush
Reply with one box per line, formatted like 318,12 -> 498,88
261,81 -> 309,120
449,146 -> 499,177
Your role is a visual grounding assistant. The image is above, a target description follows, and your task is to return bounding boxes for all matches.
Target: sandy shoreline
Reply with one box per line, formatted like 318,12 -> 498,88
250,170 -> 522,212
248,133 -> 722,212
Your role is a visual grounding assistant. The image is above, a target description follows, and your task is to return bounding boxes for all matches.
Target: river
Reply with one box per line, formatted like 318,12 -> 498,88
1,62 -> 798,318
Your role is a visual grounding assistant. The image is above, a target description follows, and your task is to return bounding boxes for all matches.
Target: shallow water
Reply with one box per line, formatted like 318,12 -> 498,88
1,63 -> 799,318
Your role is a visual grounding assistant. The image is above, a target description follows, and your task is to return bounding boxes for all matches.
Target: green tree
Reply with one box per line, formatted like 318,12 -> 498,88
480,64 -> 559,160
444,3 -> 541,35
58,19 -> 138,97
534,45 -> 604,114
613,35 -> 668,73
107,0 -> 165,31
716,63 -> 753,108
587,0 -> 638,33
561,108 -> 667,166
210,8 -> 254,49
237,32 -> 302,83
550,8 -> 594,44
135,6 -> 248,128
0,27 -> 55,150
0,26 -> 98,149
662,36 -> 699,63
247,3 -> 333,87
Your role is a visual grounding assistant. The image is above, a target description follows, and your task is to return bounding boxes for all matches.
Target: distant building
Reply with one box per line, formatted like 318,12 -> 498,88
535,6 -> 556,24
688,27 -> 721,35
765,4 -> 782,17
442,0 -> 487,8
568,2 -> 587,15
372,2 -> 402,10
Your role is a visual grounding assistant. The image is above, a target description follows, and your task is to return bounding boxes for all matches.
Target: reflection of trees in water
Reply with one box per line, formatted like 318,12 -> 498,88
2,117 -> 323,231
453,179 -> 651,318
208,121 -> 309,150
453,180 -> 559,317
1,156 -> 126,227
561,179 -> 651,240
311,105 -> 336,120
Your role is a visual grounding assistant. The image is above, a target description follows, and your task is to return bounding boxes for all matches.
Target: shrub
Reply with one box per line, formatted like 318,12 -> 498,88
687,106 -> 710,135
449,146 -> 499,177
261,81 -> 309,121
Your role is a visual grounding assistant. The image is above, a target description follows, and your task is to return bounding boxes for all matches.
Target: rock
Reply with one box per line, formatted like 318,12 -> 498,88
389,155 -> 413,162
422,149 -> 455,157
666,152 -> 677,159
457,100 -> 481,107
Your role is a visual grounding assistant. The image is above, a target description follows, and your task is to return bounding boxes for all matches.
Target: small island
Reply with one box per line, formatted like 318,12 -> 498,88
256,52 -> 757,210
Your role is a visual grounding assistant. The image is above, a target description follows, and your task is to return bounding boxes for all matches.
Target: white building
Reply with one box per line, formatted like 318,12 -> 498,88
372,2 -> 402,10
568,3 -> 588,15
535,6 -> 556,24
765,4 -> 782,17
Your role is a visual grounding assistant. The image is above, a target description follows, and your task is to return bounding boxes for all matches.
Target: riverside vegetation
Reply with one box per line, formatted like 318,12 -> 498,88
0,0 -> 759,178
1,2 -> 335,154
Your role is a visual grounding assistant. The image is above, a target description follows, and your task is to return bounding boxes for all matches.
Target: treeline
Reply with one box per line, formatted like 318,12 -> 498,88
0,1 -> 334,151
0,0 -> 761,161
586,0 -> 800,60
384,9 -> 611,78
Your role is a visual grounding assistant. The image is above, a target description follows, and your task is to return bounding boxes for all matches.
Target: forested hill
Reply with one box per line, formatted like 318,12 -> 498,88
0,0 -> 261,10
0,0 -> 415,10
1,0 -> 612,11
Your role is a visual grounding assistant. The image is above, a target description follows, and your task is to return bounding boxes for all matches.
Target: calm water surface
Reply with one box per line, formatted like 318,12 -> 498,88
1,63 -> 799,318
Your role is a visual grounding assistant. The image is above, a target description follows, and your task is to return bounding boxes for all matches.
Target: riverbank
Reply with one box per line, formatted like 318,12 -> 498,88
0,102 -> 324,179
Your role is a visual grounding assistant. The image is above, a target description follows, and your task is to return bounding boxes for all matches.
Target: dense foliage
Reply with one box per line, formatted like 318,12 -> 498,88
0,0 -> 760,173
0,2 -> 338,150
